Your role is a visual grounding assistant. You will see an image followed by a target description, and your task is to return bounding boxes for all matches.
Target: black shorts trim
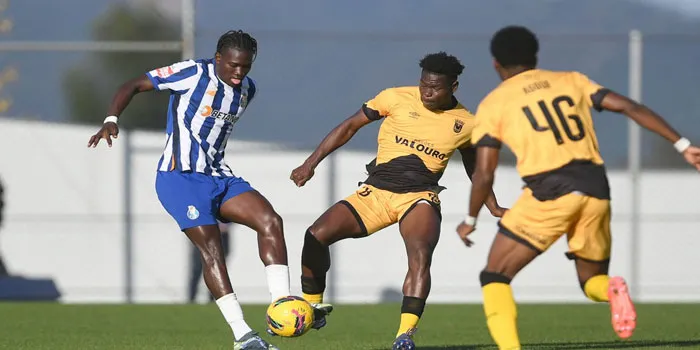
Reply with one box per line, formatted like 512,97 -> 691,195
398,199 -> 442,225
565,252 -> 610,264
497,221 -> 543,254
338,200 -> 368,236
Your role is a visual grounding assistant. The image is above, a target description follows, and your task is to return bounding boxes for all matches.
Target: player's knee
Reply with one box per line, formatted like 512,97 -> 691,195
259,212 -> 283,238
307,223 -> 332,246
479,270 -> 512,287
407,244 -> 434,271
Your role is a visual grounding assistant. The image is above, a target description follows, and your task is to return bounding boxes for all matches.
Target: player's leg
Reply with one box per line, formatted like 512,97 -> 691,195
479,188 -> 577,350
300,202 -> 363,302
188,245 -> 204,303
567,197 -> 636,339
219,188 -> 290,302
301,185 -> 392,329
155,172 -> 270,348
392,200 -> 440,349
479,230 -> 541,350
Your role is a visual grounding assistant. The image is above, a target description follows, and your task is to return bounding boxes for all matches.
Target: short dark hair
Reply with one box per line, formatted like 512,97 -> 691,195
490,26 -> 539,68
419,52 -> 465,81
216,30 -> 258,60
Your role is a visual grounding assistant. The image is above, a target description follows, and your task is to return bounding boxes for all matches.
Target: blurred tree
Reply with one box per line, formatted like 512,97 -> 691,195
62,4 -> 181,130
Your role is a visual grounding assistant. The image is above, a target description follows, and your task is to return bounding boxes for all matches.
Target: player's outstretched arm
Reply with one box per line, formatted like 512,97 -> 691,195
87,75 -> 155,148
290,108 -> 376,187
600,91 -> 700,171
458,145 -> 506,217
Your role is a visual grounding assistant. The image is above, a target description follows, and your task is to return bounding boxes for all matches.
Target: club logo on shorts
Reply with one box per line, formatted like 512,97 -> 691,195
187,205 -> 200,220
453,119 -> 464,133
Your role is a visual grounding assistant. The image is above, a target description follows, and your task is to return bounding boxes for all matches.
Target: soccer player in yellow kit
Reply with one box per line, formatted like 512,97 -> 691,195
457,26 -> 700,350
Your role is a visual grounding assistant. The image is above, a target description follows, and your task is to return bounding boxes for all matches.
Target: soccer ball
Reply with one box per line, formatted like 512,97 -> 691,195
266,296 -> 315,337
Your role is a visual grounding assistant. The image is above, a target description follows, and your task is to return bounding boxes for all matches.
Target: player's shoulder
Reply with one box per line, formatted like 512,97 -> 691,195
452,101 -> 475,119
244,76 -> 257,88
378,86 -> 417,97
477,86 -> 507,111
542,69 -> 594,84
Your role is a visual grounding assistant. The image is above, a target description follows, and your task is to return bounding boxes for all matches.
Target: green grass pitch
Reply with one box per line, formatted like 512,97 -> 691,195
0,303 -> 699,349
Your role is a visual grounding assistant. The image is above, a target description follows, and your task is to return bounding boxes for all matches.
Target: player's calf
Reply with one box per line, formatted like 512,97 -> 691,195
300,230 -> 331,304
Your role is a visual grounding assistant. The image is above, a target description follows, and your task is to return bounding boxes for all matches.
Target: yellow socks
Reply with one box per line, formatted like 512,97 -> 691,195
396,296 -> 426,338
302,293 -> 323,305
396,313 -> 420,337
482,282 -> 521,350
584,275 -> 610,302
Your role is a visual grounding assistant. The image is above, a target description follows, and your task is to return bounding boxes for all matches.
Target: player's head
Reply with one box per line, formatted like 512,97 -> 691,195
418,52 -> 464,111
490,26 -> 539,80
215,30 -> 258,86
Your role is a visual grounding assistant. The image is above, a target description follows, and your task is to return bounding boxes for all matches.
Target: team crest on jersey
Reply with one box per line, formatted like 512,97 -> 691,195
186,205 -> 200,220
453,119 -> 464,133
240,92 -> 248,108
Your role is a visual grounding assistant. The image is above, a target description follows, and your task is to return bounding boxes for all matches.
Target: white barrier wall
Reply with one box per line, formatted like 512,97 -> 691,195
1,119 -> 699,304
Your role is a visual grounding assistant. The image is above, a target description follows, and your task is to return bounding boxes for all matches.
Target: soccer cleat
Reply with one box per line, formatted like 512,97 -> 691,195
608,276 -> 637,339
310,303 -> 334,330
233,331 -> 279,350
392,328 -> 417,350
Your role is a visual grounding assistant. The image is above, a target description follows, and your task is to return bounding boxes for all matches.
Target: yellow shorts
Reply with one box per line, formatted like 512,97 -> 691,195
499,188 -> 611,262
341,184 -> 441,235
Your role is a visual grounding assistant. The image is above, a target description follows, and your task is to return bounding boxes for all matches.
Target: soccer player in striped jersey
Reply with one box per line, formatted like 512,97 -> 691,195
87,30 -> 287,350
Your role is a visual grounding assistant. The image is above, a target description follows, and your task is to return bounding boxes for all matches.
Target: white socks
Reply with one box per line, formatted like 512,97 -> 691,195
214,265 -> 290,341
215,293 -> 253,341
265,264 -> 291,302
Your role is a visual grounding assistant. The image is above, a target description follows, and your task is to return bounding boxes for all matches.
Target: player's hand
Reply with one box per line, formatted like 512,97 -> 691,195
456,221 -> 476,247
290,162 -> 315,187
682,145 -> 700,172
490,206 -> 508,218
87,122 -> 119,148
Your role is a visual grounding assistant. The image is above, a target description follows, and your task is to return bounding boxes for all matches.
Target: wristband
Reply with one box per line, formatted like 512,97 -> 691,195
463,215 -> 477,226
674,137 -> 691,153
104,115 -> 119,125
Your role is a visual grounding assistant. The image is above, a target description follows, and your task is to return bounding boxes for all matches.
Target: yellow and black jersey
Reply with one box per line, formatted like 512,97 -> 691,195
472,69 -> 611,201
361,86 -> 474,193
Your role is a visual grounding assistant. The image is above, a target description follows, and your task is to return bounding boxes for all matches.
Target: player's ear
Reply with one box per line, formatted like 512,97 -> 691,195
452,80 -> 459,93
215,52 -> 221,63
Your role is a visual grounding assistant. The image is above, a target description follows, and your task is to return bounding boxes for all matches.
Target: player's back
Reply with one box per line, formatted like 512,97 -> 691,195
474,69 -> 610,201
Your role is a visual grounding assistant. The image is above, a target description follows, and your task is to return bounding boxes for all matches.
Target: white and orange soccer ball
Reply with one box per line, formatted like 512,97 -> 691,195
265,296 -> 315,337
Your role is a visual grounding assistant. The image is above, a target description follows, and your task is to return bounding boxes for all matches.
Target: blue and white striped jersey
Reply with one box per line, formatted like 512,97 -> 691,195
146,58 -> 257,177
